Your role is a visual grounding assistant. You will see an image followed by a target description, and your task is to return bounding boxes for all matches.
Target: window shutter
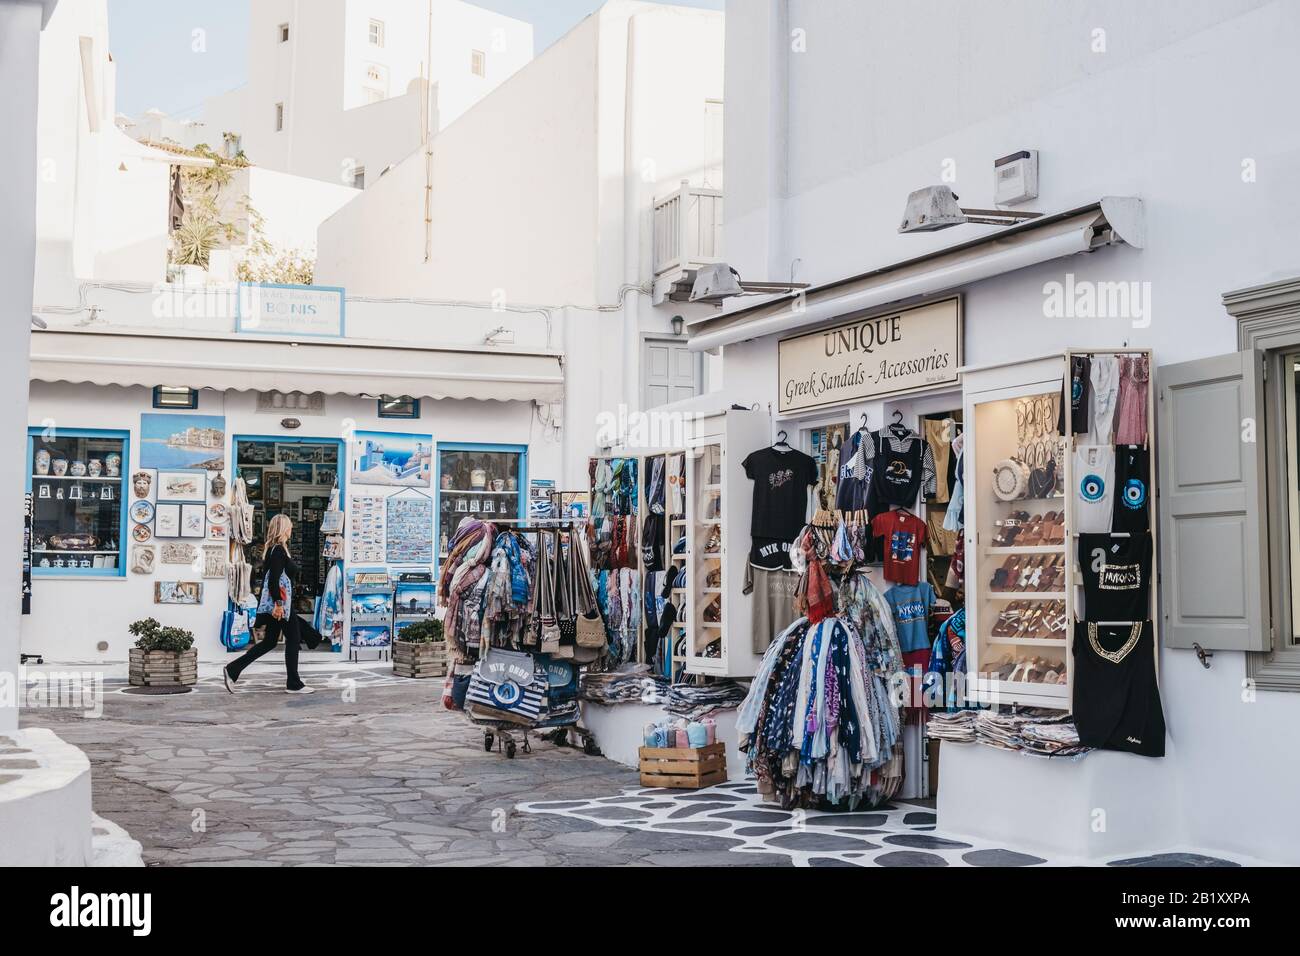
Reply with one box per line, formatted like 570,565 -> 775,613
1156,349 -> 1270,651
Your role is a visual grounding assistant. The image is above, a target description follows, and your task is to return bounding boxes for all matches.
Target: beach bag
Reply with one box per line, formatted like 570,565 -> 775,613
467,649 -> 546,725
220,599 -> 254,651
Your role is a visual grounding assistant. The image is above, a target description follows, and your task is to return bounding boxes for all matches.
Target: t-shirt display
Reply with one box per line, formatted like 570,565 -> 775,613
1088,354 -> 1120,444
1072,619 -> 1165,757
869,429 -> 937,509
886,581 -> 937,653
742,446 -> 818,540
1059,354 -> 1091,435
1111,445 -> 1151,534
871,508 -> 927,585
750,535 -> 794,570
1077,532 -> 1152,621
1073,444 -> 1115,534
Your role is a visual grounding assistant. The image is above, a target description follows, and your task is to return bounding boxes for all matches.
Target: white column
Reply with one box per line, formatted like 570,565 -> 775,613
0,0 -> 45,732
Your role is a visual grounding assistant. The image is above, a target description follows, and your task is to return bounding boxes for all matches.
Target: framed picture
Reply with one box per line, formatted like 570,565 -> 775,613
155,581 -> 202,605
207,522 -> 228,541
283,462 -> 314,484
154,503 -> 181,538
180,503 -> 206,539
350,431 -> 433,487
316,465 -> 337,487
156,469 -> 206,502
241,467 -> 262,501
237,441 -> 276,465
264,470 -> 283,507
140,413 -> 226,470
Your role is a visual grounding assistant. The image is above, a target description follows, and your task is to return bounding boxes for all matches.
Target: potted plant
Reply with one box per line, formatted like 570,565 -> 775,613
128,617 -> 198,687
392,618 -> 447,679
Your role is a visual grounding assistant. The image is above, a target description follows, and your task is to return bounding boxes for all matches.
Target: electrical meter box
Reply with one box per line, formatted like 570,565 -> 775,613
994,149 -> 1038,205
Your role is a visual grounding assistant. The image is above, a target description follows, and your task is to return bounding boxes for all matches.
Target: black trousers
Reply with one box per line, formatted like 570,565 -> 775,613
225,616 -> 303,689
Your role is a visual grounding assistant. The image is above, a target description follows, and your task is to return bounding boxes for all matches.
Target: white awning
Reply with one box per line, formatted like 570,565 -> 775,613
30,329 -> 565,404
688,197 -> 1143,352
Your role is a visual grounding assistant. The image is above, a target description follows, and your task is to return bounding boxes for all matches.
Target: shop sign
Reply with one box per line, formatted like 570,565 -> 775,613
777,297 -> 962,413
236,282 -> 345,338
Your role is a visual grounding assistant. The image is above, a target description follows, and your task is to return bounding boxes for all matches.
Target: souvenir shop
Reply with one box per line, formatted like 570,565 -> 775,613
650,200 -> 1186,852
21,326 -> 564,664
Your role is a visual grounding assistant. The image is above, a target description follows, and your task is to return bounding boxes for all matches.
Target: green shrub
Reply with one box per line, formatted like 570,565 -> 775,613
129,617 -> 196,653
397,619 -> 443,644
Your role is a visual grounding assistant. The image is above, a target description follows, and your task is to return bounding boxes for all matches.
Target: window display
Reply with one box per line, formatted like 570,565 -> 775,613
437,445 -> 525,562
29,429 -> 128,576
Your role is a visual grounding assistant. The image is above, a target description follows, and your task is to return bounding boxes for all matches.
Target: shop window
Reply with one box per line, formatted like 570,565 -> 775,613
152,386 -> 198,409
436,445 -> 525,563
471,49 -> 486,77
378,395 -> 420,419
28,428 -> 128,577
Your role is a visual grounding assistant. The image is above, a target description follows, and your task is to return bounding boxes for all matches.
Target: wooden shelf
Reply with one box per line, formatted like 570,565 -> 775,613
32,474 -> 124,482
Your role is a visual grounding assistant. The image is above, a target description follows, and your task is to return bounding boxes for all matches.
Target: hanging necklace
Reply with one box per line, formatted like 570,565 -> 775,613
1087,621 -> 1141,664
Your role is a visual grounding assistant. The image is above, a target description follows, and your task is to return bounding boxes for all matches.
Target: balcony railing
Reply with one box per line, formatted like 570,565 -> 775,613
653,181 -> 723,277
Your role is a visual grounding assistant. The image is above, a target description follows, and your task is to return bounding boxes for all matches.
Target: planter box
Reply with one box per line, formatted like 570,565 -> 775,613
638,742 -> 727,789
128,648 -> 198,687
392,640 -> 447,679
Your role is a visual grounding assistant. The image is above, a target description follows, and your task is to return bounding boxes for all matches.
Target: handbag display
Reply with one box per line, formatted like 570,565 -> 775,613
575,610 -> 606,649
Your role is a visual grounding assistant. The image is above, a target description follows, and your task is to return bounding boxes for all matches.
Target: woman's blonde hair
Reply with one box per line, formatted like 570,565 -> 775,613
263,513 -> 293,558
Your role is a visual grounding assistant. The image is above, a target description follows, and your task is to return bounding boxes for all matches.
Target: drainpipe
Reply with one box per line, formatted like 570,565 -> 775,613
765,0 -> 790,282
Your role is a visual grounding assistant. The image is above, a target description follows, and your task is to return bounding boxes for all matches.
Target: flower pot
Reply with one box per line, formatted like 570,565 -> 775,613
392,639 -> 447,679
128,648 -> 198,687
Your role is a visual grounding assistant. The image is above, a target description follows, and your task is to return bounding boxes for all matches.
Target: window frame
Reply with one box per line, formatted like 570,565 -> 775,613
278,22 -> 290,43
152,386 -> 198,410
1228,276 -> 1300,691
377,395 -> 420,420
369,19 -> 385,47
274,102 -> 285,132
470,49 -> 486,77
27,426 -> 131,579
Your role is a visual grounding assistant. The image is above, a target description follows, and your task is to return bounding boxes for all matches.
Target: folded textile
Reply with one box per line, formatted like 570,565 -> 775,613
663,681 -> 748,721
580,666 -> 669,707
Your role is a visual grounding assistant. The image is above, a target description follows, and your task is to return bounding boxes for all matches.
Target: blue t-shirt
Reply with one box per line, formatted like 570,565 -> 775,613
886,582 -> 936,653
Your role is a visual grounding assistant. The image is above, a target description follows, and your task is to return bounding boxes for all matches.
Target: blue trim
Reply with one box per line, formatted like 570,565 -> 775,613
377,396 -> 421,419
433,442 -> 527,578
151,386 -> 199,409
28,426 -> 130,578
234,282 -> 346,338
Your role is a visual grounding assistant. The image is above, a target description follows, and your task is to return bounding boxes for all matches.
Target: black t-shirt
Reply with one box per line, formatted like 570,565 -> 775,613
742,447 -> 817,541
1073,619 -> 1165,757
1077,532 -> 1151,621
1058,355 -> 1091,435
1111,445 -> 1150,535
750,536 -> 794,570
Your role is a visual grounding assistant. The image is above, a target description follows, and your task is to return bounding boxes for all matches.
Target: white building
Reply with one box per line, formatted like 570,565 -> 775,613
316,0 -> 727,481
201,0 -> 535,188
662,0 -> 1300,864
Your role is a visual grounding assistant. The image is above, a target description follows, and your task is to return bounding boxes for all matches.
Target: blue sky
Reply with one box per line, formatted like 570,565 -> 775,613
108,0 -> 724,118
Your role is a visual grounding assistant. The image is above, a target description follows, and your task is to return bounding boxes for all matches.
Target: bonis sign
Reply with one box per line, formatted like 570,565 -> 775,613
777,297 -> 962,413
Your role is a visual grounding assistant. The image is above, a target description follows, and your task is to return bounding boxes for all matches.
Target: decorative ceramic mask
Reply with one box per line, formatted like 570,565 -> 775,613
88,459 -> 103,477
210,473 -> 227,498
105,453 -> 121,477
70,460 -> 87,477
52,458 -> 68,477
34,449 -> 50,475
133,471 -> 152,499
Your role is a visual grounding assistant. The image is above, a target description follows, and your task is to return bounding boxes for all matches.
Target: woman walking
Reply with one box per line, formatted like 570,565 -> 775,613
224,514 -> 317,694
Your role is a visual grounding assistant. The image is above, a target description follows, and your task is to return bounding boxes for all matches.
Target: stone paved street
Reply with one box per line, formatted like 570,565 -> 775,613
21,665 -> 801,867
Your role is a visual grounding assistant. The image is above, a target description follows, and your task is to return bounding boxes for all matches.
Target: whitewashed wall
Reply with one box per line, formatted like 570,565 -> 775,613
717,0 -> 1300,862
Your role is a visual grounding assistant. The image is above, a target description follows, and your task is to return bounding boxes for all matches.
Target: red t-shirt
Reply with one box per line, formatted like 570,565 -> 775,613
872,509 -> 926,585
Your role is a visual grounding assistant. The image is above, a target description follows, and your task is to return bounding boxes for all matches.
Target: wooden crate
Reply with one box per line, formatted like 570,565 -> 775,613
638,742 -> 727,789
128,648 -> 198,686
392,640 -> 447,679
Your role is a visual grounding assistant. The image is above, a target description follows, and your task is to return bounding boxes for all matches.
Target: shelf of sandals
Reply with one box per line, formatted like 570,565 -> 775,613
735,514 -> 908,810
968,388 -> 1071,707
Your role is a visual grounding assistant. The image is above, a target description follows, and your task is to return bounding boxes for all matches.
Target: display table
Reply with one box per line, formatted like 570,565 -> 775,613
936,740 -> 1179,860
581,701 -> 747,782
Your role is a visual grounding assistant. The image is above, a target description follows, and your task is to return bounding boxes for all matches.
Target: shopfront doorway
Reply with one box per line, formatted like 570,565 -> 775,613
234,435 -> 344,653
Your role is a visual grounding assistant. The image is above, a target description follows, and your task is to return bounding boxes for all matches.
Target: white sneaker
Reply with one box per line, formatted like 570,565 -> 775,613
223,667 -> 236,694
285,686 -> 315,694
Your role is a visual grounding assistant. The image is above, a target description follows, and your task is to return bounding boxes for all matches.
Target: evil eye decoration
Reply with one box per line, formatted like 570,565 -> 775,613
1072,379 -> 1084,402
1080,474 -> 1106,502
1122,477 -> 1148,510
490,680 -> 523,707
